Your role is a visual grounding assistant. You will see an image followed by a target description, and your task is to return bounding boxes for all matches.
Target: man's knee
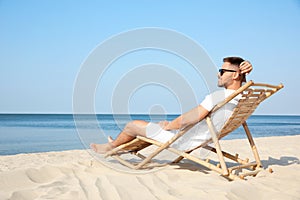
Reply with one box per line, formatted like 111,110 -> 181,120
124,120 -> 145,136
124,121 -> 137,133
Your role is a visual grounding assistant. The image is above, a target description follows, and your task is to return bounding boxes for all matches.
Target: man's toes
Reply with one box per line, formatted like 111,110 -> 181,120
108,136 -> 114,143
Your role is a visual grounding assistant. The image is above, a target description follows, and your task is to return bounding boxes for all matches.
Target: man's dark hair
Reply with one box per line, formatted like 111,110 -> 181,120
223,57 -> 245,66
223,56 -> 246,82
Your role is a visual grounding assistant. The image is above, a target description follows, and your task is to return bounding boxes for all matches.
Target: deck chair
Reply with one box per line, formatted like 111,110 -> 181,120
105,81 -> 284,180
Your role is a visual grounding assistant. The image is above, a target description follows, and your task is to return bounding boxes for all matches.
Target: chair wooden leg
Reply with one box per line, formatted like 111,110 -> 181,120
172,149 -> 194,163
206,117 -> 229,176
242,122 -> 262,168
172,156 -> 184,163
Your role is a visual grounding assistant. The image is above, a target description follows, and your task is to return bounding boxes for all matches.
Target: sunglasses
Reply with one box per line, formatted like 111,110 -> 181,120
218,69 -> 237,76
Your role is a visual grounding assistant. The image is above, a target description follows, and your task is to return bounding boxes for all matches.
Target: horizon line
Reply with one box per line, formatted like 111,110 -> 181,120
0,112 -> 299,116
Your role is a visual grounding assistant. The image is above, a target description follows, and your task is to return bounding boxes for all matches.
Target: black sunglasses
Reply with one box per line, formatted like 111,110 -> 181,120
219,69 -> 237,76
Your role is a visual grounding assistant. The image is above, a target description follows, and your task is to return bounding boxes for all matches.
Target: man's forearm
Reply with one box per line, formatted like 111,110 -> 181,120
164,105 -> 209,131
164,116 -> 183,130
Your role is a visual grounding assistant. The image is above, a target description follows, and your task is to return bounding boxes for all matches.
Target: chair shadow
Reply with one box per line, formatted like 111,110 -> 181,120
94,149 -> 299,174
168,156 -> 300,174
261,156 -> 300,168
219,156 -> 300,169
169,160 -> 214,174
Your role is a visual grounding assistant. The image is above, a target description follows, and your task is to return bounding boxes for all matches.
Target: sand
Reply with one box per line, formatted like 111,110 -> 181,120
0,135 -> 299,200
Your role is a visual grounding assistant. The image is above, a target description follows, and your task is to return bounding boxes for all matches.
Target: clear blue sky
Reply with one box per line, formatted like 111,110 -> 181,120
0,0 -> 299,115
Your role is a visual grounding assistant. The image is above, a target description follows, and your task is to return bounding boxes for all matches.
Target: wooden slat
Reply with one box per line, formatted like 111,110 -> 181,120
228,163 -> 257,172
239,98 -> 258,103
233,108 -> 256,114
222,122 -> 243,129
234,106 -> 255,111
249,89 -> 268,93
252,83 -> 284,89
239,169 -> 263,179
231,110 -> 251,115
236,102 -> 257,107
242,93 -> 265,98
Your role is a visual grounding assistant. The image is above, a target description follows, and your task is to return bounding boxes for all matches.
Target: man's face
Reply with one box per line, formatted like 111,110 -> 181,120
217,62 -> 239,87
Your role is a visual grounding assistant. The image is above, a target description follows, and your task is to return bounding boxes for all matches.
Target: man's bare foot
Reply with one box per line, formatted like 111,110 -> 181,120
107,136 -> 114,143
90,143 -> 114,154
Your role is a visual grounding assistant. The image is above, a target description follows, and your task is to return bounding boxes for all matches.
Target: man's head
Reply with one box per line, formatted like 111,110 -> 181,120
218,56 -> 246,89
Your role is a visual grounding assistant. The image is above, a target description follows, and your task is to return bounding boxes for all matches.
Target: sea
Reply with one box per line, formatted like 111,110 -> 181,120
0,114 -> 300,155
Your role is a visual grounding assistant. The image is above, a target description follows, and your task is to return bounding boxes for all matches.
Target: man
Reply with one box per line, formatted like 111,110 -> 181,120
91,57 -> 252,153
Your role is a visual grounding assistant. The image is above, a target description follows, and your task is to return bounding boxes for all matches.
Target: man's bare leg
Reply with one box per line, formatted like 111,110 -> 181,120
90,120 -> 148,154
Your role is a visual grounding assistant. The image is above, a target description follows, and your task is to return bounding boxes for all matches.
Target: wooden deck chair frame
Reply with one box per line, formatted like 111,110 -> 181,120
105,81 -> 284,180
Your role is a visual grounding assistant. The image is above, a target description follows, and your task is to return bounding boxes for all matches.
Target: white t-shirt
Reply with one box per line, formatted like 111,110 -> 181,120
146,89 -> 240,150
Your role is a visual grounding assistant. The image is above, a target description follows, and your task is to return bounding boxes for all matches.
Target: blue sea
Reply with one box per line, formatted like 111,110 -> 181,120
0,114 -> 300,155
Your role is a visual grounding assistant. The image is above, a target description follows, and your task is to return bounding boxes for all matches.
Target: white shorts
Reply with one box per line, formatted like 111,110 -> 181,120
145,121 -> 211,151
145,122 -> 176,143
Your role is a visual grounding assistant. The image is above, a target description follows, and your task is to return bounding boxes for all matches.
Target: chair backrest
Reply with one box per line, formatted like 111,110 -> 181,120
218,81 -> 284,138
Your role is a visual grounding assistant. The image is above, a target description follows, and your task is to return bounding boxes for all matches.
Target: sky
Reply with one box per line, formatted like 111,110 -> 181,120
0,0 -> 299,115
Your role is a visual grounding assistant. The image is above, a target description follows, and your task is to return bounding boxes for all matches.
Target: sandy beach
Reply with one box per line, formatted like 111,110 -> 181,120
0,135 -> 299,200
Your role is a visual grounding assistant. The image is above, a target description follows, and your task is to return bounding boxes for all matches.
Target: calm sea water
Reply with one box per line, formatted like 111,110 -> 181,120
0,114 -> 300,155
